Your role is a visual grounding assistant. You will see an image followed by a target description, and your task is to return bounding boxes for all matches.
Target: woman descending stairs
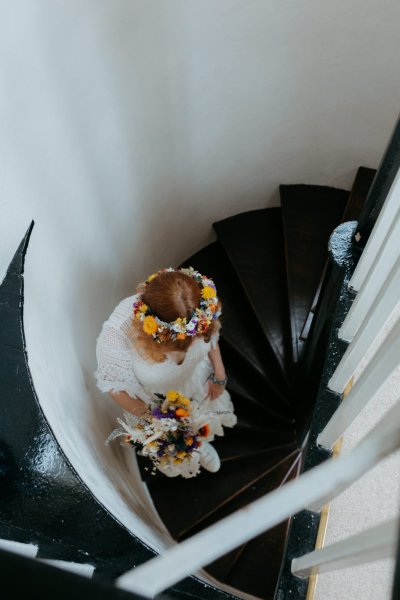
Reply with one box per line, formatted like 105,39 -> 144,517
138,166 -> 376,599
0,166 -> 376,600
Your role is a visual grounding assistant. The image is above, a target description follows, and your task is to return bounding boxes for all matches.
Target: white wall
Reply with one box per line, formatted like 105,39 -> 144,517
1,0 -> 400,555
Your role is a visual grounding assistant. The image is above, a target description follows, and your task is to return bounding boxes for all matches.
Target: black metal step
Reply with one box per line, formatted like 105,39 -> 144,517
221,340 -> 293,420
203,453 -> 301,598
181,450 -> 300,540
280,185 -> 349,363
341,166 -> 377,223
225,520 -> 290,599
146,445 -> 296,540
214,209 -> 291,379
299,169 -> 376,344
214,435 -> 295,463
180,241 -> 288,396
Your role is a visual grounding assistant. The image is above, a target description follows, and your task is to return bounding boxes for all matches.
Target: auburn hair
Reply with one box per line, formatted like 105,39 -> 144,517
131,270 -> 221,363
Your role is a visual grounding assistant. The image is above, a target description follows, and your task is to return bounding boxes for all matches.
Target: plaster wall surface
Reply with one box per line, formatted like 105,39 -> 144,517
1,0 -> 400,566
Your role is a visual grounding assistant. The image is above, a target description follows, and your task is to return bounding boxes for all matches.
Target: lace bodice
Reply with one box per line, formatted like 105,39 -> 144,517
95,295 -> 220,403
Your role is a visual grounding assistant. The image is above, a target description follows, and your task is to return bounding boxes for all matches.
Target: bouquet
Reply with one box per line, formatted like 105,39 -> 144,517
107,390 -> 213,478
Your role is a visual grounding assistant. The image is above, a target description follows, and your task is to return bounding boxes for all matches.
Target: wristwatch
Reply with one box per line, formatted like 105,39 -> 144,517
208,372 -> 228,386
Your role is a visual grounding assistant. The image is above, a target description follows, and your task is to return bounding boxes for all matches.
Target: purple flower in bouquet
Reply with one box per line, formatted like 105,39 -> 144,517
152,407 -> 176,420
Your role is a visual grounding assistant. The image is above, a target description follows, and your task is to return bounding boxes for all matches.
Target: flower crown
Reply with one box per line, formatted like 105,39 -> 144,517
133,267 -> 221,343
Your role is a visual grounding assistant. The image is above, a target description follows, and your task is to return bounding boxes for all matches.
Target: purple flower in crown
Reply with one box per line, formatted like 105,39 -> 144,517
186,322 -> 197,335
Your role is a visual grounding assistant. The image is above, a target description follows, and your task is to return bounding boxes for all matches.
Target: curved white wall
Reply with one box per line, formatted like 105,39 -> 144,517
1,0 -> 400,554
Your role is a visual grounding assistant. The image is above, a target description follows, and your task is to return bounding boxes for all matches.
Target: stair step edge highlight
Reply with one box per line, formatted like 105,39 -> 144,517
39,559 -> 95,578
0,539 -> 38,558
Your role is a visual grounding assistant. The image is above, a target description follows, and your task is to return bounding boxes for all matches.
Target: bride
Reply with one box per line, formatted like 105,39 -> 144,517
95,267 -> 237,476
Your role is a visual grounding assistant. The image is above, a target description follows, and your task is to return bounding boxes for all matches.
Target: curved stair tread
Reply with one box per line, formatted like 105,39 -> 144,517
341,166 -> 377,223
225,520 -> 290,599
180,242 -> 288,394
213,418 -> 295,461
280,184 -> 349,363
297,170 -> 375,348
229,389 -> 294,431
213,209 -> 291,377
222,455 -> 302,599
222,341 -> 293,415
219,338 -> 289,405
179,450 -> 300,540
204,546 -> 246,584
145,446 -> 296,540
209,524 -> 287,593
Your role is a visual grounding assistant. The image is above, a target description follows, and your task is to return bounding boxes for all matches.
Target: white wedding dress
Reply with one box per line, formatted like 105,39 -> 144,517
95,295 -> 237,476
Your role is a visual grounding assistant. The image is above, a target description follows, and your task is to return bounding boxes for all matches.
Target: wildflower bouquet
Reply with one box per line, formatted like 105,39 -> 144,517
107,390 -> 212,478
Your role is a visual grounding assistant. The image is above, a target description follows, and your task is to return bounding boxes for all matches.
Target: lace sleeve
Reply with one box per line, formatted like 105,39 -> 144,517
95,297 -> 147,400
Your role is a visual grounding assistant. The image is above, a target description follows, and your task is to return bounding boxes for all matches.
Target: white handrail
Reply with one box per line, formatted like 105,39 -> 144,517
347,167 -> 400,294
319,314 -> 400,448
339,203 -> 400,343
328,255 -> 400,394
291,518 -> 399,577
116,397 -> 400,598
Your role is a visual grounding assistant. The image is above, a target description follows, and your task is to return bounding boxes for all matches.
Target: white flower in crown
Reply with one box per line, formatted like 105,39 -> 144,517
172,318 -> 187,333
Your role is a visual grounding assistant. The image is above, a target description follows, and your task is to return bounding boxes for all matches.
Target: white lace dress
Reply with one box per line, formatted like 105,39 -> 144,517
95,295 -> 236,473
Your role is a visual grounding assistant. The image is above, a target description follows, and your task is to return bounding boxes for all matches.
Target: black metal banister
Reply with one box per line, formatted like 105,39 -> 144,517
354,113 -> 400,250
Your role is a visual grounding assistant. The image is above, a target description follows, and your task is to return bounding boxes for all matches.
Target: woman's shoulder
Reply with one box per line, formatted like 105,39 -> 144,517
103,293 -> 139,329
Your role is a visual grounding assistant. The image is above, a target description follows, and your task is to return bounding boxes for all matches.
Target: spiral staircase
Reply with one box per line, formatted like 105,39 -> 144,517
0,167 -> 376,599
133,167 -> 376,599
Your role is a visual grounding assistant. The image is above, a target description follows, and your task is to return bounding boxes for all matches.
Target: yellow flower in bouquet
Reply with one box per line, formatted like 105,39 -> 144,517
165,390 -> 191,407
166,390 -> 180,402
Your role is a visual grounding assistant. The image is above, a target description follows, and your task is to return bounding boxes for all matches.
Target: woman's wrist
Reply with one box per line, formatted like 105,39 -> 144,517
209,372 -> 228,386
130,400 -> 149,417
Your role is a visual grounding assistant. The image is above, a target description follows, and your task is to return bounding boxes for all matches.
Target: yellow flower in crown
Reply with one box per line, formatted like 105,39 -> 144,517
143,315 -> 158,335
202,286 -> 216,300
147,272 -> 159,282
139,303 -> 149,313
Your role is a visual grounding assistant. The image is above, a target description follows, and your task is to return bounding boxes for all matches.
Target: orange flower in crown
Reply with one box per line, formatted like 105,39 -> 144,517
132,267 -> 221,342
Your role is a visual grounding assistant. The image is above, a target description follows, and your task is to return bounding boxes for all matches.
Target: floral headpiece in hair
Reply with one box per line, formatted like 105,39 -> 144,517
133,267 -> 221,343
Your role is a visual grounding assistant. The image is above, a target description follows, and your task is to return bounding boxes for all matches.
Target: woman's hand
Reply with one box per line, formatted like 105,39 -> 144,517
207,380 -> 226,400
